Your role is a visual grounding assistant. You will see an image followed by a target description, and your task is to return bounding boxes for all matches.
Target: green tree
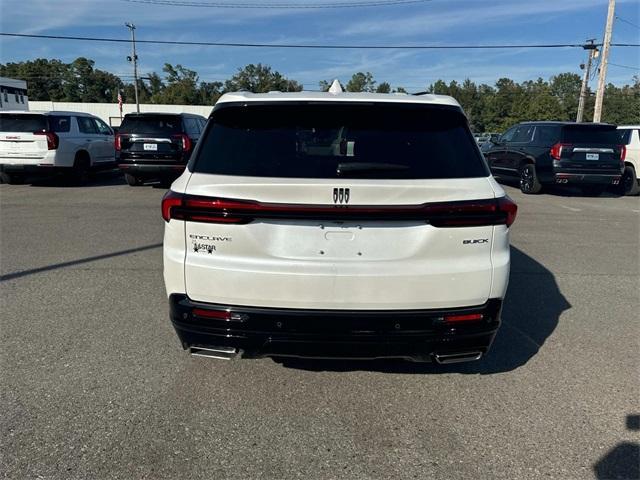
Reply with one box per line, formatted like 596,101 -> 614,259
376,82 -> 391,93
346,72 -> 376,92
0,58 -> 67,101
224,64 -> 302,93
152,63 -> 200,104
549,73 -> 582,120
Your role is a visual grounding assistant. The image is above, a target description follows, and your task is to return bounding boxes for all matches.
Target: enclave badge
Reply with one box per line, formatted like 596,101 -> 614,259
333,187 -> 350,204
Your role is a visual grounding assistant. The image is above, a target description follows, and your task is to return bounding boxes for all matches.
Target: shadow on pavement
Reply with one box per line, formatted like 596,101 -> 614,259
14,169 -> 126,188
275,246 -> 571,374
0,243 -> 162,282
593,414 -> 640,480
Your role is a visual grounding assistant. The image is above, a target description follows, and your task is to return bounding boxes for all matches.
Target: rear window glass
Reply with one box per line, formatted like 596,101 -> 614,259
120,115 -> 182,135
193,103 -> 488,179
561,126 -> 619,144
0,114 -> 47,132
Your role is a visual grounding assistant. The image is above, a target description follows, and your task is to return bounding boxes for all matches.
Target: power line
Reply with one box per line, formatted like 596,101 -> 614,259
2,32 -> 639,49
609,62 -> 640,71
615,15 -> 640,30
120,0 -> 432,8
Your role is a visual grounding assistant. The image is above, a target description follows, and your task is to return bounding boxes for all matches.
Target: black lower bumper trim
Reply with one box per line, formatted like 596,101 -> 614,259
168,294 -> 502,362
118,162 -> 185,175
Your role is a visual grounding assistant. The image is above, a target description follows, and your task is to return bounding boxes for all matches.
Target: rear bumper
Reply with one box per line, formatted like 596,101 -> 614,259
168,294 -> 502,363
553,169 -> 622,185
118,162 -> 186,176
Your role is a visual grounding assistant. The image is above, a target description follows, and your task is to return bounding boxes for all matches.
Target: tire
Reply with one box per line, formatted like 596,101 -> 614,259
580,185 -> 606,197
70,152 -> 90,185
125,173 -> 142,186
621,165 -> 640,196
0,173 -> 25,185
520,164 -> 542,194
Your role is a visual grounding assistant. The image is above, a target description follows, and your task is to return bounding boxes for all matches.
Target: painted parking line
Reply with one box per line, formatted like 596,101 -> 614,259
560,205 -> 582,212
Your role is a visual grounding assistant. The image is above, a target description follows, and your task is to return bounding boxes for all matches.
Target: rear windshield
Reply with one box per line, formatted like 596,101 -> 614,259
119,115 -> 182,135
192,103 -> 488,179
561,125 -> 620,144
0,113 -> 47,132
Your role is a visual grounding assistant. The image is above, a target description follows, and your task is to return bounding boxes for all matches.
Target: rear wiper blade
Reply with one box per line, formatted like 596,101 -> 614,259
337,162 -> 409,176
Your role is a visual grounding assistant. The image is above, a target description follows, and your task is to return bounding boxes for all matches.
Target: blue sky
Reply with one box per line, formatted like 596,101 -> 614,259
1,0 -> 638,92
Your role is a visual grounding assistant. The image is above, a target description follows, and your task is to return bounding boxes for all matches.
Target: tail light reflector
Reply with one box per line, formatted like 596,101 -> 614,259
114,133 -> 122,151
162,191 -> 518,227
193,308 -> 232,320
34,131 -> 59,150
444,313 -> 484,323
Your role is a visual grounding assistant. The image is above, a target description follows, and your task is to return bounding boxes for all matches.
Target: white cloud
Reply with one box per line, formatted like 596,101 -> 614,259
341,0 -> 630,37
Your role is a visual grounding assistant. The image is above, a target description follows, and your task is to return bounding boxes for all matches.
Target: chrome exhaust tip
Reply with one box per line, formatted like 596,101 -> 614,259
434,351 -> 483,364
189,345 -> 239,360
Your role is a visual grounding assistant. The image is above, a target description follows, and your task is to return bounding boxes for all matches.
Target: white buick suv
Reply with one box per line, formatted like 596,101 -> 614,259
162,88 -> 517,364
0,111 -> 115,184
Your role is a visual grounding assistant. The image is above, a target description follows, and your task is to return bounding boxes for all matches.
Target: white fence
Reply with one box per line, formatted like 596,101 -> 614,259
28,101 -> 214,127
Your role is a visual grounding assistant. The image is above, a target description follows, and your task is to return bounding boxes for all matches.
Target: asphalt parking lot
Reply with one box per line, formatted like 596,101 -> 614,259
1,173 -> 638,480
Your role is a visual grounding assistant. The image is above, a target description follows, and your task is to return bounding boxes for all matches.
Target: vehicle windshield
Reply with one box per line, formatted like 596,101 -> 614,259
193,103 -> 488,179
0,113 -> 48,132
561,125 -> 620,144
119,115 -> 182,135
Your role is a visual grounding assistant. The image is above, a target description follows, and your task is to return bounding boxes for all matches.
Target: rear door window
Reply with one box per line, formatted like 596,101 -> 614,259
49,116 -> 71,133
193,103 -> 488,179
77,116 -> 99,134
184,118 -> 200,136
561,126 -> 619,144
618,129 -> 632,145
0,113 -> 47,132
119,115 -> 182,135
535,126 -> 561,145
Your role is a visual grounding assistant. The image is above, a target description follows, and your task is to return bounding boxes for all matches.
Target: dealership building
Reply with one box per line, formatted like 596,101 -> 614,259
0,77 -> 29,111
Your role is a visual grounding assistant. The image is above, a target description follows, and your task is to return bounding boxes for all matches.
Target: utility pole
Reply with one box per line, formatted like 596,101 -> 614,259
593,0 -> 615,122
125,22 -> 140,114
576,40 -> 598,123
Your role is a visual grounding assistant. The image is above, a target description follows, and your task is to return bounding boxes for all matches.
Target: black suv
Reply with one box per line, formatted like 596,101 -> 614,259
116,113 -> 207,186
485,122 -> 625,195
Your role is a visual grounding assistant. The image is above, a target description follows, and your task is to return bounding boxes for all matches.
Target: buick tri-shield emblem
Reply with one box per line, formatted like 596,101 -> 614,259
333,188 -> 350,204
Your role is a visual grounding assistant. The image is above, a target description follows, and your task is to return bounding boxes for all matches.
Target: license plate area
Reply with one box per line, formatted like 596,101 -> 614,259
143,143 -> 158,151
586,153 -> 599,160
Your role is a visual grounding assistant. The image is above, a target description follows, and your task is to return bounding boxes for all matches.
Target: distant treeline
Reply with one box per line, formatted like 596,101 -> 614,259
2,57 -> 639,132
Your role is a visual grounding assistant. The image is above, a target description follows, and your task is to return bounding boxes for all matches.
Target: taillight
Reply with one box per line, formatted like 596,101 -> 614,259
114,133 -> 121,151
34,131 -> 58,150
162,190 -> 184,222
173,134 -> 192,151
619,144 -> 626,164
162,191 -> 518,228
496,196 -> 518,228
550,142 -> 571,161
